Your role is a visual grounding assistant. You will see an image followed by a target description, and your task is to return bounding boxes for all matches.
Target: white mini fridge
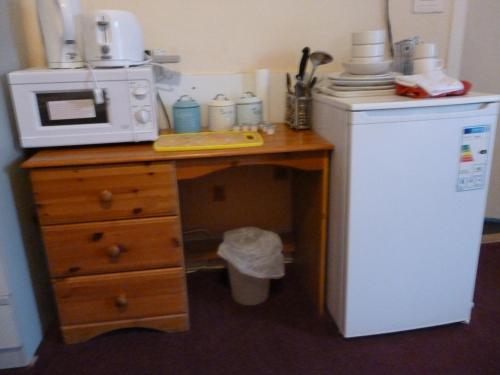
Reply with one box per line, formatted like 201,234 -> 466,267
313,92 -> 500,337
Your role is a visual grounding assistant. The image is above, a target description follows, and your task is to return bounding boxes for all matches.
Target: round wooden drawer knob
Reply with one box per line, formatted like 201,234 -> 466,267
100,190 -> 113,207
115,294 -> 128,309
107,244 -> 122,259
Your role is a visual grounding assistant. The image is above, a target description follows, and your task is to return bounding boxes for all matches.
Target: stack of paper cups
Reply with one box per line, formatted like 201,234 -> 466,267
255,69 -> 270,123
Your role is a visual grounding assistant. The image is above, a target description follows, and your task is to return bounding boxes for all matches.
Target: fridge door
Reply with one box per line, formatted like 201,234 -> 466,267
343,107 -> 498,337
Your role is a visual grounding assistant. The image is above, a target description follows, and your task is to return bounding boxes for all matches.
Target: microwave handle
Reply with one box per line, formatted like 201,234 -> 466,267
57,0 -> 76,44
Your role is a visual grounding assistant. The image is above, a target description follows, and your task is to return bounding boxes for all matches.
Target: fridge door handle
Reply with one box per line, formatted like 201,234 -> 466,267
352,102 -> 500,124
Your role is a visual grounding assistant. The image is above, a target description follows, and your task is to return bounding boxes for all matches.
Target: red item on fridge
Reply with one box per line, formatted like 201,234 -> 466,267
396,80 -> 472,98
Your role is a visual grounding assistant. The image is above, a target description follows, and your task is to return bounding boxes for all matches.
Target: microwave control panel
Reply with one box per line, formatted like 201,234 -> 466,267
129,80 -> 154,130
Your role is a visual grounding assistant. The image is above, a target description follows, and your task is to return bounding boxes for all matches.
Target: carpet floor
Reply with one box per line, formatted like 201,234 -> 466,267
2,244 -> 499,375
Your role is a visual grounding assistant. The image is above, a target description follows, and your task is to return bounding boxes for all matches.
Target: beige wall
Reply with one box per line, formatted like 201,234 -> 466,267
460,0 -> 500,219
20,0 -> 454,73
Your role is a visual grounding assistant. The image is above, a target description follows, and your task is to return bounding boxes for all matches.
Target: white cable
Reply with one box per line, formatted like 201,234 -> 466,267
84,62 -> 104,104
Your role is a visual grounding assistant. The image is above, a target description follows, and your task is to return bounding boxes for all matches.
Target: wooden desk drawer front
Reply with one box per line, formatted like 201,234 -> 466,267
42,217 -> 183,277
31,163 -> 179,225
53,268 -> 187,325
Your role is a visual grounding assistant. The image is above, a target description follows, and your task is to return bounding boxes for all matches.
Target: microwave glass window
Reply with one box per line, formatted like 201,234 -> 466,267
36,91 -> 108,126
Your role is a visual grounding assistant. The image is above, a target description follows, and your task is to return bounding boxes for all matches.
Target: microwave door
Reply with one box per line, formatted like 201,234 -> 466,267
13,80 -> 135,147
37,90 -> 108,126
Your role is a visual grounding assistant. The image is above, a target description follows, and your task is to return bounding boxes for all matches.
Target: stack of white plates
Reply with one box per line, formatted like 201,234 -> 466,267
318,72 -> 396,97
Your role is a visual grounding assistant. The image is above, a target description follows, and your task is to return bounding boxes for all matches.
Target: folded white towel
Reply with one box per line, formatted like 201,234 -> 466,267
395,70 -> 464,96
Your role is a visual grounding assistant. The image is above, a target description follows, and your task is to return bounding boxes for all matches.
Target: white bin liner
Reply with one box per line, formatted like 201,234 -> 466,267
217,227 -> 285,279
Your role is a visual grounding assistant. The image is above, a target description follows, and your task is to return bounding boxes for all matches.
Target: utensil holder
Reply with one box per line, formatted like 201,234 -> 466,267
285,94 -> 312,130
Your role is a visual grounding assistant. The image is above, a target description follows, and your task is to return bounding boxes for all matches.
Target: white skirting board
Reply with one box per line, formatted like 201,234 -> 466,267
155,72 -> 287,130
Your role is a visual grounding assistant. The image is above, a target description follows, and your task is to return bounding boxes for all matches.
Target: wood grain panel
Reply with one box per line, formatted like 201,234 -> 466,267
53,268 -> 187,325
22,124 -> 333,169
42,217 -> 183,277
61,314 -> 189,344
176,151 -> 327,180
291,155 -> 329,314
31,163 -> 179,225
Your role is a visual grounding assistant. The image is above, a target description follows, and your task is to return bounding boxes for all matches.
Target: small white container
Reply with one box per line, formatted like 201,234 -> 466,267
414,43 -> 438,59
208,94 -> 236,131
352,30 -> 385,45
413,58 -> 444,74
236,91 -> 262,126
352,44 -> 384,57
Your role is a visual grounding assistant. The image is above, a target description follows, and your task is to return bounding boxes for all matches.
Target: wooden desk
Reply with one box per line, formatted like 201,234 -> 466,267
23,124 -> 332,343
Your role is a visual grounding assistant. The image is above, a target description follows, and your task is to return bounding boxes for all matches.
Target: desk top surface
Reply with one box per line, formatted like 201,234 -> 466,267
22,124 -> 332,169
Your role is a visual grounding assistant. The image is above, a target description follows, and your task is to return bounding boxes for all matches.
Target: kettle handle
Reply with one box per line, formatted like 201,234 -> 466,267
57,0 -> 76,44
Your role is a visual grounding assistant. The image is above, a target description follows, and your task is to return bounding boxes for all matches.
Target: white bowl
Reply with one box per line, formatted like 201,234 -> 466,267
342,60 -> 392,75
350,56 -> 385,64
352,30 -> 385,45
352,44 -> 385,57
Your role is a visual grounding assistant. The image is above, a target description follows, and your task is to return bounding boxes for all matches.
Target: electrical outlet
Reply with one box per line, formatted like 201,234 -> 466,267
413,0 -> 444,14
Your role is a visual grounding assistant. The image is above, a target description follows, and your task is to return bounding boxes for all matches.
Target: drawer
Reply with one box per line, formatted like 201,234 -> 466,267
53,268 -> 187,325
42,217 -> 183,277
31,163 -> 179,225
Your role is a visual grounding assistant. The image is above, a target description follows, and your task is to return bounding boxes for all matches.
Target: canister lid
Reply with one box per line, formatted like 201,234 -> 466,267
237,91 -> 261,104
173,95 -> 199,108
209,93 -> 234,107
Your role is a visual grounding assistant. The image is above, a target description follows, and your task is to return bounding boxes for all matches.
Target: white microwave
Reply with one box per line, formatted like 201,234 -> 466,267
8,66 -> 158,148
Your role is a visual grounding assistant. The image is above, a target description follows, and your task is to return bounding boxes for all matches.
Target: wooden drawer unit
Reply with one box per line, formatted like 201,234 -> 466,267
42,217 -> 183,277
53,268 -> 187,326
31,163 -> 179,225
27,161 -> 189,343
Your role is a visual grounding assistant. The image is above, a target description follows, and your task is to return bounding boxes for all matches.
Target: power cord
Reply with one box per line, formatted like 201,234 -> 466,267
386,0 -> 394,58
84,62 -> 104,104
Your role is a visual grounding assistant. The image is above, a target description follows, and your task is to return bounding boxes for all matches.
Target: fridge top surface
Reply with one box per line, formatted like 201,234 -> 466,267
313,91 -> 500,111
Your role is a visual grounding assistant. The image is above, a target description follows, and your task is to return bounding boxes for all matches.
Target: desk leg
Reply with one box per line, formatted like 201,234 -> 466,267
292,153 -> 329,314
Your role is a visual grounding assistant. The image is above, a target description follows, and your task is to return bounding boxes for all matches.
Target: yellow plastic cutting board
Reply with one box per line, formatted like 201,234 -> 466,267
153,131 -> 263,152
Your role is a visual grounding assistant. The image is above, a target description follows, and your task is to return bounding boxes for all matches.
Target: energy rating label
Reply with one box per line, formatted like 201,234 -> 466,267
457,125 -> 490,192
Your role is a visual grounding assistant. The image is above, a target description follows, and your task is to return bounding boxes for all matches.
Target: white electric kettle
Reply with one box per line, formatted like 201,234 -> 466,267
83,10 -> 145,67
36,0 -> 84,68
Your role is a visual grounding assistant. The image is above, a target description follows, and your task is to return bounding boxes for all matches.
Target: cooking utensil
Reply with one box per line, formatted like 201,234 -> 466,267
308,51 -> 333,85
294,80 -> 306,97
309,77 -> 318,89
296,47 -> 310,81
286,73 -> 293,94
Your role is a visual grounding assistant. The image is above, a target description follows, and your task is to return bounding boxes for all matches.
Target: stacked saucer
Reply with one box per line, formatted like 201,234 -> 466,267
316,30 -> 397,97
319,72 -> 396,97
343,30 -> 393,76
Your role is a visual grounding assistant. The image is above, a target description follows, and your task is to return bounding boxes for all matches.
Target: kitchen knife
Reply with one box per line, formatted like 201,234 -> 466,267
286,72 -> 293,94
296,47 -> 310,81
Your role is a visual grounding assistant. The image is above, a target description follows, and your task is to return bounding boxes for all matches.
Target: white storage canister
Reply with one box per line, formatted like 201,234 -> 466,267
236,91 -> 262,126
208,94 -> 236,131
